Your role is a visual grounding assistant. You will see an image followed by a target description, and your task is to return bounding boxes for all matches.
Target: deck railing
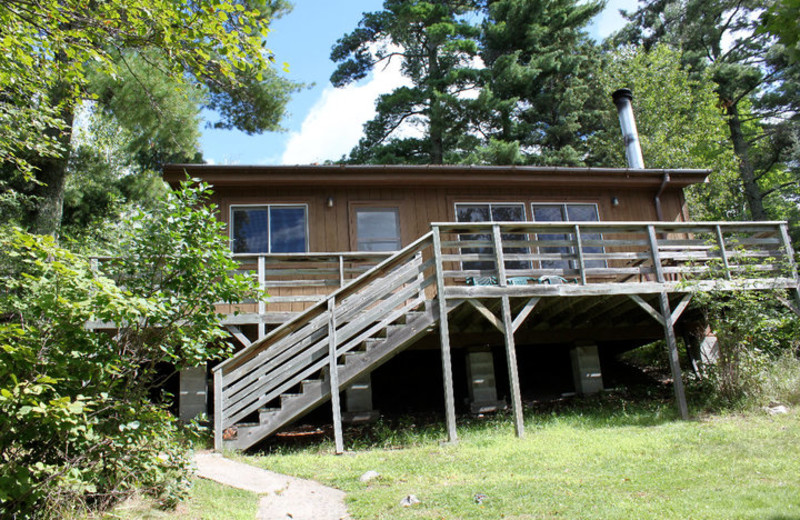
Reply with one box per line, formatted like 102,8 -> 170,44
431,221 -> 799,292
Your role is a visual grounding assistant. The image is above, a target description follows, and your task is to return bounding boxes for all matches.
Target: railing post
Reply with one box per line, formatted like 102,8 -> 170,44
328,297 -> 344,454
714,225 -> 732,280
214,368 -> 223,451
492,224 -> 507,285
432,226 -> 458,443
574,224 -> 587,285
647,225 -> 665,283
257,256 -> 266,339
338,255 -> 345,288
415,251 -> 425,301
778,223 -> 800,307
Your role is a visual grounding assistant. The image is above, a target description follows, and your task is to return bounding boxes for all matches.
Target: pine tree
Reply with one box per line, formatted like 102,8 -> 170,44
330,0 -> 483,164
479,0 -> 605,165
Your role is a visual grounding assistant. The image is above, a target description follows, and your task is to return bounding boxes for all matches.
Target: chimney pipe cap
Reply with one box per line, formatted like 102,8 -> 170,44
612,88 -> 633,107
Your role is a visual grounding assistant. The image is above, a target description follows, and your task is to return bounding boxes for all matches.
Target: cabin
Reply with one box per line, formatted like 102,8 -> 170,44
162,162 -> 800,452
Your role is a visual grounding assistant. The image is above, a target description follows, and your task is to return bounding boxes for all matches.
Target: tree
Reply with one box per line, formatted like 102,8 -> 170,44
616,0 -> 800,222
331,0 -> 483,164
478,0 -> 605,165
0,0 -> 300,236
586,44 -> 742,220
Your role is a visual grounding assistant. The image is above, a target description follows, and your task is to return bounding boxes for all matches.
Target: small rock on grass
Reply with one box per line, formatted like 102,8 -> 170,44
765,404 -> 789,415
400,494 -> 420,507
359,470 -> 379,483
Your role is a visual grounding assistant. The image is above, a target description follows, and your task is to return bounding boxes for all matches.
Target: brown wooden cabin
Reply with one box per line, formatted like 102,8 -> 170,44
162,164 -> 800,451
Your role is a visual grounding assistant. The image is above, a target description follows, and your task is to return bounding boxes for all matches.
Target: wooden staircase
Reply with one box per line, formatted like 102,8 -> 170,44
214,233 -> 438,451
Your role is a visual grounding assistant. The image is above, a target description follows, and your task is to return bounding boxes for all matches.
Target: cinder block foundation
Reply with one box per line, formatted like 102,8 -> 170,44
343,374 -> 379,423
570,342 -> 604,395
179,366 -> 208,422
466,347 -> 507,413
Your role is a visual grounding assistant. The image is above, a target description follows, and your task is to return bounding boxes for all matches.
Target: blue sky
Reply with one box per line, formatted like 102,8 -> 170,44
198,0 -> 638,166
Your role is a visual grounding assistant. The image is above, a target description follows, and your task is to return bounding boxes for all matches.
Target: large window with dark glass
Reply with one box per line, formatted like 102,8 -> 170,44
531,203 -> 603,270
355,207 -> 402,251
455,203 -> 529,272
230,205 -> 308,254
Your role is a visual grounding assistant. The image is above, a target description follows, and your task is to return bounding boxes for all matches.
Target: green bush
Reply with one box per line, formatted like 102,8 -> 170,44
695,289 -> 800,408
0,181 -> 257,518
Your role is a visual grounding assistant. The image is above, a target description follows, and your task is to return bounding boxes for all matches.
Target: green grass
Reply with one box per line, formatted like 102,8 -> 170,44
239,403 -> 800,520
101,478 -> 258,520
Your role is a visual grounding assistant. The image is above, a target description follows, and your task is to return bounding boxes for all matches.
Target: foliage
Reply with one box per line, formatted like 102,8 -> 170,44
615,0 -> 800,224
586,44 -> 743,220
0,0 -> 301,235
693,289 -> 800,407
0,182 -> 258,518
331,0 -> 483,164
479,0 -> 605,166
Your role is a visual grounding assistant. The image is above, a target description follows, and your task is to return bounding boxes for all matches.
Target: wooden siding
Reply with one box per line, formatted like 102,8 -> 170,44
209,183 -> 688,255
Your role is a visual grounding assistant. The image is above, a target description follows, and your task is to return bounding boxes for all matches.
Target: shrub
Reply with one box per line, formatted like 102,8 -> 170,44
0,181 -> 257,518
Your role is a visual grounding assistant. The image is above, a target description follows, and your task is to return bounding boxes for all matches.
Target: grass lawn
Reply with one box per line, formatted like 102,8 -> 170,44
102,478 -> 259,520
238,401 -> 800,520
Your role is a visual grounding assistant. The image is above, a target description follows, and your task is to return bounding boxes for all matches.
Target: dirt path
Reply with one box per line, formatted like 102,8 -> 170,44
194,451 -> 350,520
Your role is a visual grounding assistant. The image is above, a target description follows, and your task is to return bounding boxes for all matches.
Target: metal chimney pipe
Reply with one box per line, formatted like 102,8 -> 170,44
612,88 -> 645,169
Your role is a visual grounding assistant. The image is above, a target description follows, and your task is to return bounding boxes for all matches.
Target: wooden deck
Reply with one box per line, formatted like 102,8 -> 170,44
212,220 -> 800,451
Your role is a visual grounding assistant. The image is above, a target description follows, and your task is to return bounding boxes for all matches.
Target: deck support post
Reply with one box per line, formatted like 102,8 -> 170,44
658,291 -> 689,420
501,295 -> 525,437
213,368 -> 223,451
492,224 -> 524,437
433,226 -> 458,443
328,297 -> 344,454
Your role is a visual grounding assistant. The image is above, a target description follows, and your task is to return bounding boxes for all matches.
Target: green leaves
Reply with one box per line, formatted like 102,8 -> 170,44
0,181 -> 259,517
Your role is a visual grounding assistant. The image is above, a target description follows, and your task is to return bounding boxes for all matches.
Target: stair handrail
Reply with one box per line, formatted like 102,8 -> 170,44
213,229 -> 435,374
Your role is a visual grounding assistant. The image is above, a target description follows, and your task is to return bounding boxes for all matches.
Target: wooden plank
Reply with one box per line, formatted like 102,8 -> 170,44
257,256 -> 266,339
214,369 -> 223,451
778,223 -> 800,307
512,297 -> 540,332
501,295 -> 524,437
628,294 -> 664,326
328,298 -> 344,454
574,224 -> 587,285
659,291 -> 689,420
647,225 -> 665,283
226,326 -> 252,348
670,293 -> 693,323
467,299 -> 504,332
433,226 -> 458,444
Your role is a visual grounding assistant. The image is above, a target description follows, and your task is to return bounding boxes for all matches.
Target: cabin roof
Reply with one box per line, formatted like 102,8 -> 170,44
163,164 -> 710,190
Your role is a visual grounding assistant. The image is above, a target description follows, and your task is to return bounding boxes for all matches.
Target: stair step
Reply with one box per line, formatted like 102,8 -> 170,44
258,407 -> 281,423
280,393 -> 303,405
364,338 -> 384,350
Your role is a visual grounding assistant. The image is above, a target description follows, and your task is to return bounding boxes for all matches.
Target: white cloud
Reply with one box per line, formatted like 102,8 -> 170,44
588,0 -> 638,41
281,57 -> 410,165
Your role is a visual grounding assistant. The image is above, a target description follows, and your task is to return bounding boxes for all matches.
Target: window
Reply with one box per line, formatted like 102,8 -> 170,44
356,207 -> 401,251
455,203 -> 529,272
230,205 -> 308,254
531,203 -> 603,270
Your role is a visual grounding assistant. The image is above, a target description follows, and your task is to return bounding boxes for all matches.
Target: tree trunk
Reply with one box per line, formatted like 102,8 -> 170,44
427,41 -> 444,165
29,86 -> 75,237
726,102 -> 767,220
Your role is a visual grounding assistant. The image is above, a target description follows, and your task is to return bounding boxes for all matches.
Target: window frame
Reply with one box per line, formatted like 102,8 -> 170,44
229,203 -> 309,254
530,202 -> 605,270
353,206 -> 403,252
453,202 -> 531,273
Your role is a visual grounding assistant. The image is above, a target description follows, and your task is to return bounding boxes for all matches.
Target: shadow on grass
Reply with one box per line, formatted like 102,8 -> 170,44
251,390 -> 687,455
